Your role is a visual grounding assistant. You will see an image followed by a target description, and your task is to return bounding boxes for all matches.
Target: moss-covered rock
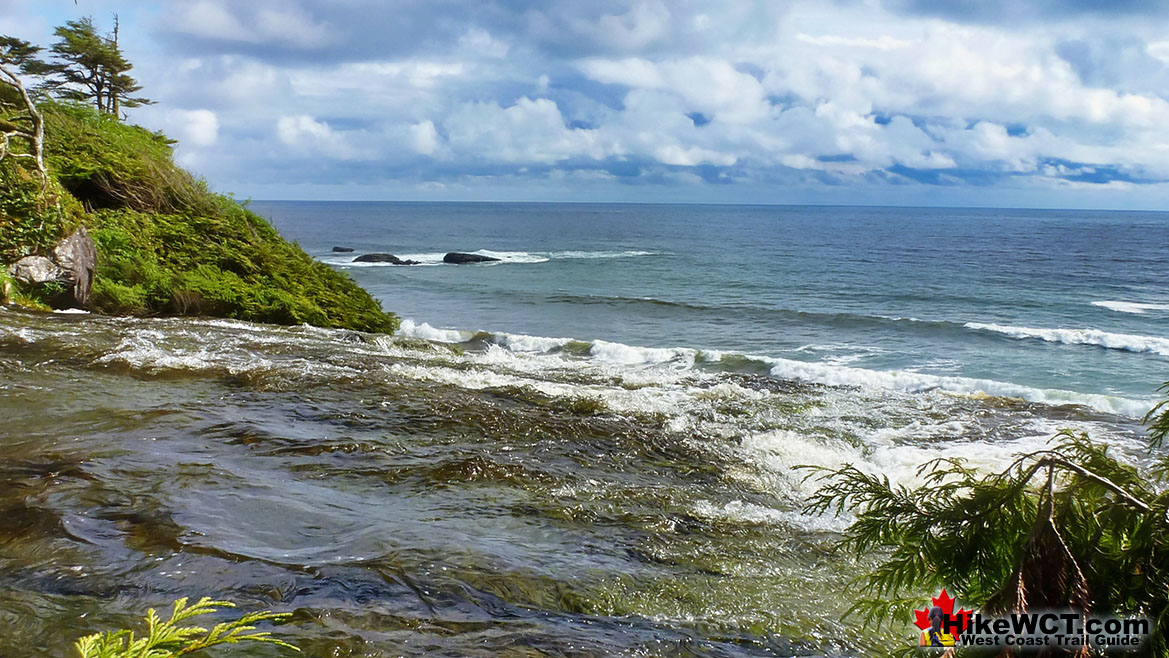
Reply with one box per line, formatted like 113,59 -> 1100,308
0,102 -> 398,333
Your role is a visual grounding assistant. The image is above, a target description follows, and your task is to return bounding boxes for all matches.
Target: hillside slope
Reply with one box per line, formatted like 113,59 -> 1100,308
0,102 -> 398,333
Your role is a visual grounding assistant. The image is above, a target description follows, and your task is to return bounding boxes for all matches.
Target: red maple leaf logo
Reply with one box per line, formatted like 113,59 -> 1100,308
913,588 -> 972,634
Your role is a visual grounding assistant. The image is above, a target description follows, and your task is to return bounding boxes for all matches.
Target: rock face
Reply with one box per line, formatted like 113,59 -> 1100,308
53,228 -> 98,305
6,228 -> 98,308
443,252 -> 500,264
9,256 -> 64,285
332,246 -> 355,253
353,253 -> 420,265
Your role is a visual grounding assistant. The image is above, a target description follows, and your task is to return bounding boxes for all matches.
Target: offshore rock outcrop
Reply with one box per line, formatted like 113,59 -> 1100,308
444,252 -> 500,264
353,253 -> 420,265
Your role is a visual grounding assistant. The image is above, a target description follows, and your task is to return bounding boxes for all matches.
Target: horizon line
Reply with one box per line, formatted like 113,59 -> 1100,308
244,199 -> 1169,213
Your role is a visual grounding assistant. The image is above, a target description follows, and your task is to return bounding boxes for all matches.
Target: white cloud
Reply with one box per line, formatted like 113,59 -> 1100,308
458,28 -> 510,59
169,1 -> 253,42
1146,40 -> 1169,65
277,115 -> 332,143
90,0 -> 1169,203
579,56 -> 771,124
590,0 -> 672,50
653,144 -> 736,166
168,1 -> 336,49
290,60 -> 466,100
444,97 -> 612,163
409,120 -> 441,156
796,33 -> 911,51
275,115 -> 365,160
169,109 -> 220,147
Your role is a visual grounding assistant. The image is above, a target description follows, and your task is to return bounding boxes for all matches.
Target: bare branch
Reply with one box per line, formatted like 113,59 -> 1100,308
0,61 -> 46,185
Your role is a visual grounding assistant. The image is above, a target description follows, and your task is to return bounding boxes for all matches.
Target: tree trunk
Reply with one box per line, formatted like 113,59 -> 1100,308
0,63 -> 47,185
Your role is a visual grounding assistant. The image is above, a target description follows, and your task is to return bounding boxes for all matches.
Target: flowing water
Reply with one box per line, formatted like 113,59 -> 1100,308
1,203 -> 1164,656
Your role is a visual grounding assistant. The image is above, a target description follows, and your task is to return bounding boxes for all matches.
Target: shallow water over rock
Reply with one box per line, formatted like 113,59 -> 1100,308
0,309 -> 1147,656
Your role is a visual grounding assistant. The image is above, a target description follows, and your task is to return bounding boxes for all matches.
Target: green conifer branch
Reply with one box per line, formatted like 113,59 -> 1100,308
74,597 -> 298,658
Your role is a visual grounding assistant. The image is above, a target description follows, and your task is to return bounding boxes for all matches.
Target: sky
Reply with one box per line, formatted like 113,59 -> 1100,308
4,1 -> 1169,208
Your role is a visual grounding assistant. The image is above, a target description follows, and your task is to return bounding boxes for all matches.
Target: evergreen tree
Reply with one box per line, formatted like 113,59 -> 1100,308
44,16 -> 150,116
0,35 -> 46,73
804,389 -> 1169,655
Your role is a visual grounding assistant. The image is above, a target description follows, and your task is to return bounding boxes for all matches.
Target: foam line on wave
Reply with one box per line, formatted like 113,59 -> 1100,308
965,322 -> 1169,356
1092,300 -> 1169,315
396,320 -> 1152,418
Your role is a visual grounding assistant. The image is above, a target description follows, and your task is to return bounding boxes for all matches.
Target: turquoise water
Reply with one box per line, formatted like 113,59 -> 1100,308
259,202 -> 1169,414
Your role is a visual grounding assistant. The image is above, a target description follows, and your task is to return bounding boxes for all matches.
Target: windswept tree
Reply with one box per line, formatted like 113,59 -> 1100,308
0,35 -> 48,75
43,16 -> 150,116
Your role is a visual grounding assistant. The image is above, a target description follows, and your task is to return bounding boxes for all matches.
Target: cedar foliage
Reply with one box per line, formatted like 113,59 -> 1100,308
804,392 -> 1169,656
75,597 -> 297,658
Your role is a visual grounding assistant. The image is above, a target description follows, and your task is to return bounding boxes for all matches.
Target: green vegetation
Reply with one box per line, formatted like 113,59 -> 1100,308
0,29 -> 398,332
43,16 -> 151,116
804,388 -> 1169,655
76,597 -> 297,658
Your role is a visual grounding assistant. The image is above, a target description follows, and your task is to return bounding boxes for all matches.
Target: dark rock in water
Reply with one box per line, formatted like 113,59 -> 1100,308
353,253 -> 420,265
53,228 -> 98,306
332,246 -> 355,253
444,252 -> 500,264
6,228 -> 98,308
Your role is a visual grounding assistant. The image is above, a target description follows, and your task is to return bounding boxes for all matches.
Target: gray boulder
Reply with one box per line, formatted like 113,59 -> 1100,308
53,228 -> 98,305
443,252 -> 500,264
332,246 -> 355,253
8,256 -> 63,285
6,228 -> 98,308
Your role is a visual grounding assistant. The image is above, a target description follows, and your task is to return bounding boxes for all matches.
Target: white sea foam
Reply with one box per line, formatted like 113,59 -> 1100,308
494,332 -> 574,352
1092,300 -> 1169,314
320,249 -> 653,267
589,339 -> 697,367
737,427 -> 1058,497
396,319 -> 473,343
392,320 -> 1154,418
465,249 -> 549,264
547,250 -> 655,259
317,254 -> 437,268
329,250 -> 549,266
393,321 -> 1154,418
965,322 -> 1169,357
753,353 -> 1148,417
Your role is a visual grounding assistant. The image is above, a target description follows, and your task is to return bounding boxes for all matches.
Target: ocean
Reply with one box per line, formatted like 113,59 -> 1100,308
268,202 -> 1168,413
1,202 -> 1164,656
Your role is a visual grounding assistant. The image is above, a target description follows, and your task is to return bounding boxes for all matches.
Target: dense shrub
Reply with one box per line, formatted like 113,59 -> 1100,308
1,102 -> 398,333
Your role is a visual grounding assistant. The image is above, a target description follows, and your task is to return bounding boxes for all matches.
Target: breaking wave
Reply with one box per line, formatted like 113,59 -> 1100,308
965,322 -> 1169,357
1092,300 -> 1169,315
398,320 -> 1151,417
